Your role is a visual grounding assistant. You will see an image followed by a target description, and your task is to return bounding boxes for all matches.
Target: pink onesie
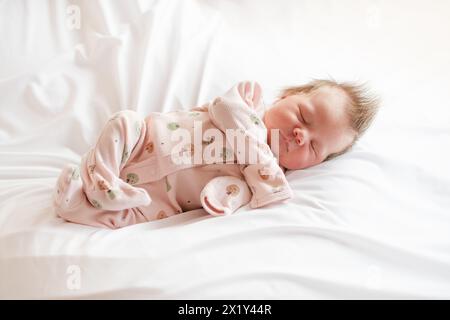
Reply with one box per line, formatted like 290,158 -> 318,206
53,81 -> 293,229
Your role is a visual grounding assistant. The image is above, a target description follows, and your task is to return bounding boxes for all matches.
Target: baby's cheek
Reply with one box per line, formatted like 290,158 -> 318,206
280,153 -> 302,170
282,149 -> 311,170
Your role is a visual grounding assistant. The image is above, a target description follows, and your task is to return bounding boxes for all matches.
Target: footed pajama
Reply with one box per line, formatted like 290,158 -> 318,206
53,81 -> 292,229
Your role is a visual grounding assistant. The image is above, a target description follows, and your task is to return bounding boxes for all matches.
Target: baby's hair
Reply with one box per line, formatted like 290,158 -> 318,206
278,79 -> 380,161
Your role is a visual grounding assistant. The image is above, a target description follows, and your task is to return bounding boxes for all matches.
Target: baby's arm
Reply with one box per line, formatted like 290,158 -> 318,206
241,164 -> 293,209
207,81 -> 293,210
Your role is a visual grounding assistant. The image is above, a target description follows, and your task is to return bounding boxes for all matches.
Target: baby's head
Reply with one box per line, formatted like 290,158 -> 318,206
263,79 -> 379,170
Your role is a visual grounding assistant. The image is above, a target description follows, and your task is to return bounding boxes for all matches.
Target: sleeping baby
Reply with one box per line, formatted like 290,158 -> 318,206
53,80 -> 379,229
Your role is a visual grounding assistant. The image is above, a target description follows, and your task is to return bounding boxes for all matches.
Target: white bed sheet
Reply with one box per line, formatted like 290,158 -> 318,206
1,0 -> 450,299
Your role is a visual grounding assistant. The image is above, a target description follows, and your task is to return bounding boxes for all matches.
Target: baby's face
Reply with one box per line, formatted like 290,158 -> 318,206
263,86 -> 356,170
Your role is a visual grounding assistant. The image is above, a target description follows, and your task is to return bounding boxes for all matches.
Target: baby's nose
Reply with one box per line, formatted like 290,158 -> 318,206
293,128 -> 305,146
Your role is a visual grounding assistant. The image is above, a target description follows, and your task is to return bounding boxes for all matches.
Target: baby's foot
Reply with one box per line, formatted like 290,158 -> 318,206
53,164 -> 84,210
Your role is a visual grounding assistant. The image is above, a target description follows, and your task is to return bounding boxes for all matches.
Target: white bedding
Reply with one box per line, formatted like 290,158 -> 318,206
1,0 -> 450,299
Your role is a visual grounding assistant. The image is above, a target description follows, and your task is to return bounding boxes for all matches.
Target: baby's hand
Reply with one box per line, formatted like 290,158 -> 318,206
200,176 -> 251,216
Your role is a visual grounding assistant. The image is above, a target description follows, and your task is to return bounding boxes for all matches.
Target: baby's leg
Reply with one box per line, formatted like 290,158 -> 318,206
53,166 -> 148,229
80,110 -> 151,211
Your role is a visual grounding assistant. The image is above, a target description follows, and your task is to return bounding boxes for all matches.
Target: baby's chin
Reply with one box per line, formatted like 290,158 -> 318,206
277,155 -> 295,171
279,155 -> 311,171
279,158 -> 295,170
